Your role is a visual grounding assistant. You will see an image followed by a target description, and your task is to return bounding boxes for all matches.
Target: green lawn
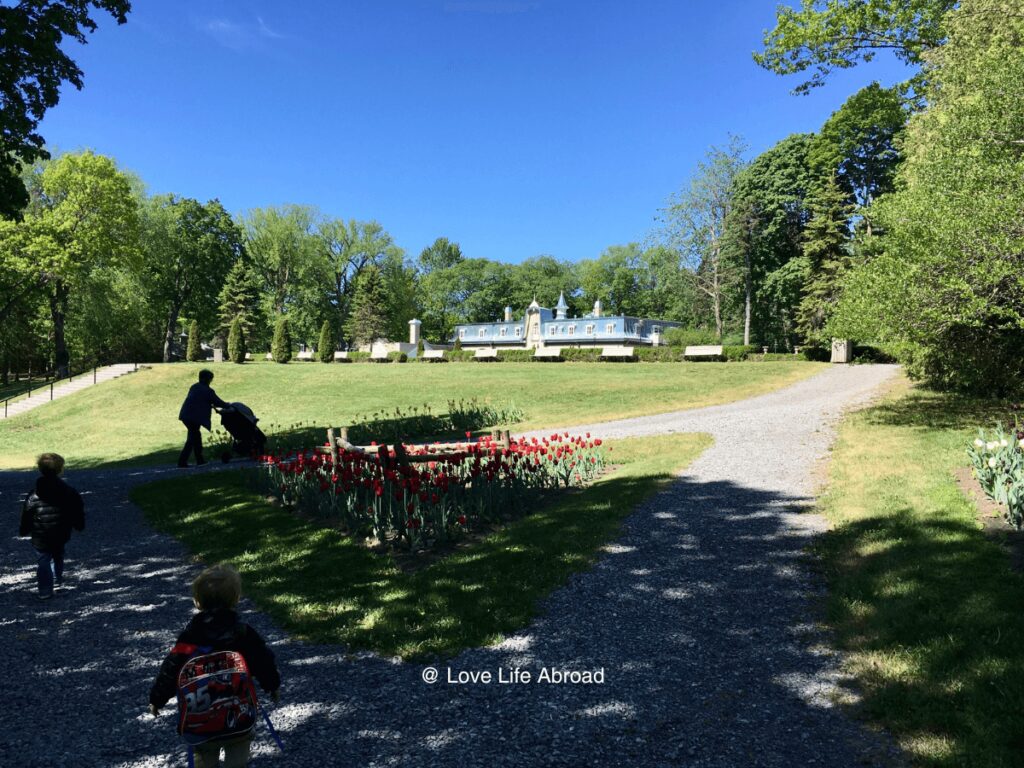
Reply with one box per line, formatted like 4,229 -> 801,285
132,432 -> 710,659
818,377 -> 1024,767
0,360 -> 820,469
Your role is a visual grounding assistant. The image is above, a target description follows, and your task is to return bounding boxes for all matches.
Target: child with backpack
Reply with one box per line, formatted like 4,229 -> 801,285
149,564 -> 281,768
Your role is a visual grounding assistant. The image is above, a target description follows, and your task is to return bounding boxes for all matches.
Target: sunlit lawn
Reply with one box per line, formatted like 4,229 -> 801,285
132,432 -> 711,659
818,377 -> 1024,767
0,359 -> 820,469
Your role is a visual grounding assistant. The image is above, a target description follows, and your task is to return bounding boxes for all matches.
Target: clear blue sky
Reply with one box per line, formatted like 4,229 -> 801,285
40,0 -> 912,264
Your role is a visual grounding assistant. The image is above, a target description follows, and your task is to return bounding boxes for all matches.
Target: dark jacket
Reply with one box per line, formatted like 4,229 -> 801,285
178,382 -> 228,430
150,608 -> 281,711
19,475 -> 85,550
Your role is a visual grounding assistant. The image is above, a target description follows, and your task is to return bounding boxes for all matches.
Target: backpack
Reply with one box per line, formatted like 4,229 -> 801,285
176,648 -> 258,746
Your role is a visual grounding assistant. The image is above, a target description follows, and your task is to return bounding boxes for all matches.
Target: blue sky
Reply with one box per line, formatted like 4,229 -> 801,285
40,0 -> 913,264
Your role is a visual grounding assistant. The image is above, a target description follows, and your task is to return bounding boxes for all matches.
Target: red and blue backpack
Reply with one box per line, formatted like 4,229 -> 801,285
176,647 -> 259,745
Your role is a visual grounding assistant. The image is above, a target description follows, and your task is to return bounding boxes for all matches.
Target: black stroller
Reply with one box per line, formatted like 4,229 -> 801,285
216,402 -> 267,462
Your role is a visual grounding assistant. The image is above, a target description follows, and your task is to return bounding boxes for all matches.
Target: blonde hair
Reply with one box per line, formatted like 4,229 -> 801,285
192,563 -> 242,611
37,453 -> 65,477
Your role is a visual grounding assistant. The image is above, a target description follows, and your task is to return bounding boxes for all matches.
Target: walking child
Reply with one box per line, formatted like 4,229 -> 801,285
19,453 -> 85,600
149,564 -> 281,768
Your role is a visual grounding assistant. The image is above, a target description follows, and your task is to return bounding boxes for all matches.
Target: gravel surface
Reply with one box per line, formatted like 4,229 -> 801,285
0,364 -> 903,767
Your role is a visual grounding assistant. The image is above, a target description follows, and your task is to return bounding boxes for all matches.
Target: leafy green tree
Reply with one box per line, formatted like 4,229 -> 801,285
418,237 -> 464,274
726,134 -> 816,347
755,0 -> 956,93
506,256 -> 580,316
831,0 -> 1024,392
141,194 -> 242,362
660,137 -> 748,339
0,1 -> 131,218
21,151 -> 139,374
317,320 -> 334,362
344,264 -> 389,347
227,315 -> 246,364
217,259 -> 263,349
418,258 -> 513,342
271,314 -> 292,364
810,83 -> 908,233
186,319 -> 202,362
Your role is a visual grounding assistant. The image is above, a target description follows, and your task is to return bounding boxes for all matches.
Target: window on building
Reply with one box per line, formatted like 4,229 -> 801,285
458,329 -> 466,339
500,327 -> 507,337
548,324 -> 557,335
586,324 -> 595,334
606,323 -> 615,334
478,328 -> 487,338
568,325 -> 575,335
652,325 -> 661,334
514,327 -> 522,337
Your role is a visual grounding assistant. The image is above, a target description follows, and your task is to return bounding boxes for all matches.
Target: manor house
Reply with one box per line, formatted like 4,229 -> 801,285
453,293 -> 683,349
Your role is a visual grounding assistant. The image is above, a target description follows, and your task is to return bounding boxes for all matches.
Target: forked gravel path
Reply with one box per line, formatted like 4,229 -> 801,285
0,364 -> 902,768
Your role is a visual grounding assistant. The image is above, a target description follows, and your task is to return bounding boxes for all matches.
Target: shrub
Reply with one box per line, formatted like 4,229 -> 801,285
416,339 -> 424,358
851,344 -> 899,364
453,337 -> 462,350
802,346 -> 831,362
318,322 -> 335,363
446,350 -> 476,362
497,349 -> 535,363
387,351 -> 408,363
753,352 -> 802,362
721,345 -> 755,362
271,315 -> 292,364
636,347 -> 682,362
227,316 -> 246,364
561,347 -> 603,362
663,327 -> 718,348
186,320 -> 203,362
347,351 -> 371,363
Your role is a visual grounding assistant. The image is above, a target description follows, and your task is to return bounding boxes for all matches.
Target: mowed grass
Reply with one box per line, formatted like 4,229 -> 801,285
0,360 -> 820,469
818,377 -> 1024,767
132,432 -> 710,659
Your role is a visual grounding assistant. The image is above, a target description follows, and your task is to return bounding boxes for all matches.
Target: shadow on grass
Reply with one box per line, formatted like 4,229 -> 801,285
818,508 -> 1024,766
864,387 -> 1010,431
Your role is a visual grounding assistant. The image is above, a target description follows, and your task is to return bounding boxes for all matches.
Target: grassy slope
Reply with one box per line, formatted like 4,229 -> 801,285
818,378 -> 1024,767
132,433 -> 710,660
0,360 -> 819,469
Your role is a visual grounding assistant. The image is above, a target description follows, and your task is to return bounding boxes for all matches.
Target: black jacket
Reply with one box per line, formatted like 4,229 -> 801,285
178,382 -> 228,431
150,608 -> 281,710
19,476 -> 85,550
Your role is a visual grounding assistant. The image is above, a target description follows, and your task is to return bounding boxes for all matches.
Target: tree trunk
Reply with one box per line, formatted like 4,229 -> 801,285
50,280 -> 70,378
163,303 -> 181,363
743,259 -> 752,346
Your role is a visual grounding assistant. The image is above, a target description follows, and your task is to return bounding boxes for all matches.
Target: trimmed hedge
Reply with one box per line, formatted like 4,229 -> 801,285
802,346 -> 831,362
561,347 -> 603,362
721,345 -> 755,362
348,351 -> 372,363
637,347 -> 683,362
497,349 -> 536,362
447,350 -> 476,362
387,351 -> 408,363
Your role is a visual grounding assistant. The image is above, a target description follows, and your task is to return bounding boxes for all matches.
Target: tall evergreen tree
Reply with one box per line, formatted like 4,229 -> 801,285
797,174 -> 853,345
344,265 -> 389,347
227,315 -> 246,363
217,260 -> 263,348
317,320 -> 334,363
271,314 -> 292,363
186,319 -> 202,362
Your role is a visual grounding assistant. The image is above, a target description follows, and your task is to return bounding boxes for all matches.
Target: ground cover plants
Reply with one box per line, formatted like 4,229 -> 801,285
132,432 -> 710,659
0,360 -> 820,469
817,378 -> 1024,766
261,432 -> 605,550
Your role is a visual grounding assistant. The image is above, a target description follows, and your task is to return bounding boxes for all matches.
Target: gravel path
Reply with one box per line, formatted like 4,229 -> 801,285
0,364 -> 902,768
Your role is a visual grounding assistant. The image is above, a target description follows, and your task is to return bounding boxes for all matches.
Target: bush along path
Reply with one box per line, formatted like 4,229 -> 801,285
0,364 -> 902,768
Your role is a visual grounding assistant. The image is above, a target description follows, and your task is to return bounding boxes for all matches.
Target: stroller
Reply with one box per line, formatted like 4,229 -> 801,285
216,402 -> 267,462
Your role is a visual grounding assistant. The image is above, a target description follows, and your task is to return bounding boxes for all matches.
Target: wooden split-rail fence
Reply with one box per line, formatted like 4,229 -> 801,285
322,426 -> 513,469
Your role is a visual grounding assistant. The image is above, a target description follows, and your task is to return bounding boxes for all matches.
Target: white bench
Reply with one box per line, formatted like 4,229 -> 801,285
370,349 -> 390,362
422,349 -> 445,361
474,348 -> 499,360
333,351 -> 349,361
244,352 -> 253,361
684,345 -> 723,359
601,345 -> 636,359
534,348 -> 562,360
265,352 -> 273,361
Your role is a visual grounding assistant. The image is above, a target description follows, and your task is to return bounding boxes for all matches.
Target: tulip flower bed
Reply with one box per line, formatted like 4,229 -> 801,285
967,425 -> 1024,529
259,432 -> 607,550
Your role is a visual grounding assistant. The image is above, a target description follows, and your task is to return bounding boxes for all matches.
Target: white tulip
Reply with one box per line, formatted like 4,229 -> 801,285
987,442 -> 998,451
975,438 -> 985,448
1019,438 -> 1024,450
989,457 -> 998,468
1001,438 -> 1009,448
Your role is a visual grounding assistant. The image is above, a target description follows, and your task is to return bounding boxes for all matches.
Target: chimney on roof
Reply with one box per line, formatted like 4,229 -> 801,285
504,306 -> 513,322
593,299 -> 603,318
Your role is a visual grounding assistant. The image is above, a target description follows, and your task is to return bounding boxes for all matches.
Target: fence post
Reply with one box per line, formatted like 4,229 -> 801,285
50,382 -> 54,400
93,367 -> 97,384
327,428 -> 339,466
